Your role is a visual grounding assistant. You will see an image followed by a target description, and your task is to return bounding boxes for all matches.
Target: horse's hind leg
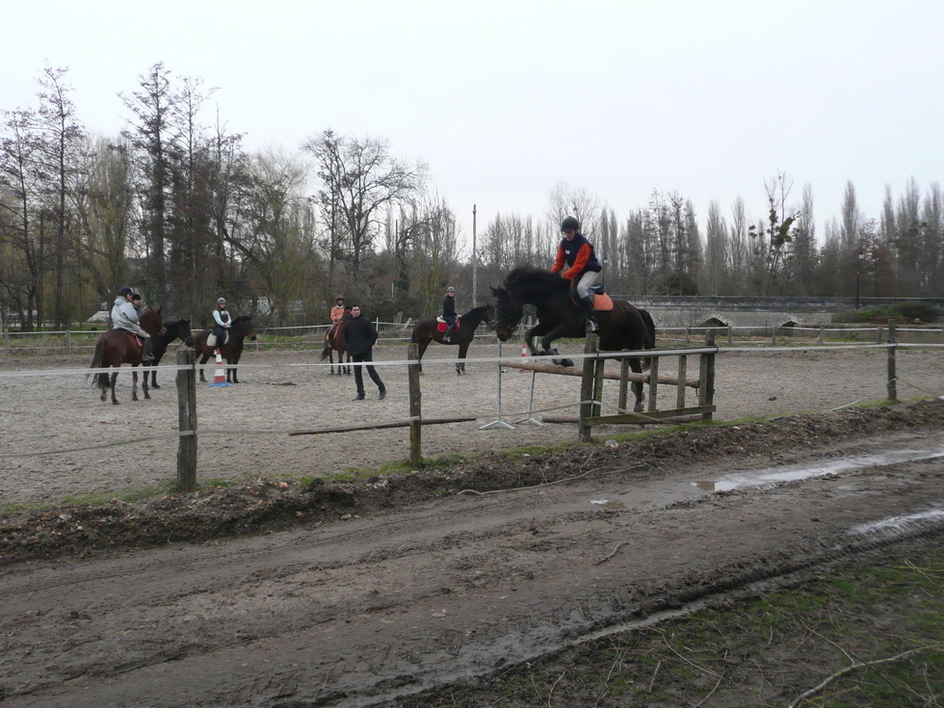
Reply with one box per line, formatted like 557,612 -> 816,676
629,358 -> 645,412
98,373 -> 108,402
142,367 -> 150,400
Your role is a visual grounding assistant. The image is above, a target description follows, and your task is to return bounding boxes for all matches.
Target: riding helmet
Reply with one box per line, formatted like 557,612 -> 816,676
217,297 -> 226,304
560,216 -> 580,233
118,286 -> 133,296
446,286 -> 456,293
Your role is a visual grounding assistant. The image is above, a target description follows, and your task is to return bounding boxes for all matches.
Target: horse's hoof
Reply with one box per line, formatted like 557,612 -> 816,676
552,357 -> 574,367
152,383 -> 160,389
634,403 -> 645,413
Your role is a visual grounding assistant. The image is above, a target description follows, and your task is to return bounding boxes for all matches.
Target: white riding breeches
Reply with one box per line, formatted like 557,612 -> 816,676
575,270 -> 601,299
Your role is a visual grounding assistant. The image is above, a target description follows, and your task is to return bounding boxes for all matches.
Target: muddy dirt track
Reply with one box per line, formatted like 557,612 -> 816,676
1,346 -> 944,706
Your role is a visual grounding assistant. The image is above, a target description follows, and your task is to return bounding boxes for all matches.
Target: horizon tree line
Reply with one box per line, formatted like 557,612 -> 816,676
1,63 -> 941,332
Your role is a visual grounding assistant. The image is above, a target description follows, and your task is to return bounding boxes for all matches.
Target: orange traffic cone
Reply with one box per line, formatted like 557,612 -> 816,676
209,348 -> 231,387
518,342 -> 531,373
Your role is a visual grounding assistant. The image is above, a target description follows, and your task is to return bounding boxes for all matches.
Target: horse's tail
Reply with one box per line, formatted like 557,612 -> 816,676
319,339 -> 331,361
88,336 -> 106,386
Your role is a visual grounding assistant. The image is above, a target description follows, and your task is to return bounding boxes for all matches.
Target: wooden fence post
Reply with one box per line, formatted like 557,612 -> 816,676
699,329 -> 717,422
176,349 -> 198,492
887,321 -> 897,402
579,334 -> 599,442
408,342 -> 423,466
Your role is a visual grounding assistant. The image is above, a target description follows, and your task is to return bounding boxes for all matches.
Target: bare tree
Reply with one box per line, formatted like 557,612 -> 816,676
34,66 -> 85,326
304,130 -> 426,278
749,173 -> 798,295
120,62 -> 179,304
547,182 -> 601,238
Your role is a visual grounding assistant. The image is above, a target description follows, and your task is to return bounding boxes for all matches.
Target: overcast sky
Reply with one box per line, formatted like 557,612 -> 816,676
4,1 -> 943,252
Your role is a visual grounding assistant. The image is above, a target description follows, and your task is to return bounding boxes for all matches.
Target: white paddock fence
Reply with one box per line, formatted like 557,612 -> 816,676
1,325 -> 943,505
4,320 -> 943,357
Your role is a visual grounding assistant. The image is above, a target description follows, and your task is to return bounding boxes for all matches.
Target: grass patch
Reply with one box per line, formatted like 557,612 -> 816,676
389,542 -> 944,707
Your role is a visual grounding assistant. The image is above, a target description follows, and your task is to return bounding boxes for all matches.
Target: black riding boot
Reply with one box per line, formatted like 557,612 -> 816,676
582,296 -> 599,333
142,337 -> 154,362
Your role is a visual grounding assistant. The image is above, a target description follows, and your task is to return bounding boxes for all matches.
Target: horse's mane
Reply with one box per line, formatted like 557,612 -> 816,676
504,264 -> 563,290
463,304 -> 493,317
233,315 -> 252,324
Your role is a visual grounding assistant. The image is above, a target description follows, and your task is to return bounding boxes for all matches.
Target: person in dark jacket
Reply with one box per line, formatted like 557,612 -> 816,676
342,305 -> 386,400
550,215 -> 602,332
441,286 -> 457,342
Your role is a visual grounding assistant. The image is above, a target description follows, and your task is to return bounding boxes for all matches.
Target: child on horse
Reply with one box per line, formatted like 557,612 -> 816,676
211,297 -> 231,351
550,216 -> 602,333
442,286 -> 458,342
111,286 -> 154,361
329,296 -> 346,342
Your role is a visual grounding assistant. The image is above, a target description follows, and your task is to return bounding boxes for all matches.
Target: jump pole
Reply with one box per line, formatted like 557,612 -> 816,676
480,339 -> 515,430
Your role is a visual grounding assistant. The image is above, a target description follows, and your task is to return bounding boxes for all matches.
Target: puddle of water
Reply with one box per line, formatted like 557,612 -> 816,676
692,445 -> 944,492
849,508 -> 944,536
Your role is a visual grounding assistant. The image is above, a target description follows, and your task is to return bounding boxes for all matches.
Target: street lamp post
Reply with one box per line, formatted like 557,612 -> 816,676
855,250 -> 865,309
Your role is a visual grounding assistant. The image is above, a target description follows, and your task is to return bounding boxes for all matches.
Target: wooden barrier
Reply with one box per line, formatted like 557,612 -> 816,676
505,359 -> 700,388
512,332 -> 719,435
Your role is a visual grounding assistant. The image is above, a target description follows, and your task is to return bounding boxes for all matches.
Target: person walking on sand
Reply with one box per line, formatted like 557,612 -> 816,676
342,305 -> 386,400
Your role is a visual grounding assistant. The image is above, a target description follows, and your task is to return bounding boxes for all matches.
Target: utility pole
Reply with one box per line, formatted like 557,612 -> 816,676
472,204 -> 477,304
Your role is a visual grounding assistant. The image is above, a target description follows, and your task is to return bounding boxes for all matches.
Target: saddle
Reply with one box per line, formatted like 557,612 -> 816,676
571,284 -> 614,312
208,331 -> 228,348
436,316 -> 460,333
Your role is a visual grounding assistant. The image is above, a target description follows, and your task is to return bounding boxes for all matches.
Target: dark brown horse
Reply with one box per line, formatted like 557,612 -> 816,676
411,304 -> 495,375
145,319 -> 194,389
492,265 -> 655,411
192,316 -> 257,383
88,307 -> 164,404
319,309 -> 351,375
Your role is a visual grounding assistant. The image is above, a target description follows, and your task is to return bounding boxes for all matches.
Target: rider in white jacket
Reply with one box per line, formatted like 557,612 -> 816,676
111,286 -> 154,361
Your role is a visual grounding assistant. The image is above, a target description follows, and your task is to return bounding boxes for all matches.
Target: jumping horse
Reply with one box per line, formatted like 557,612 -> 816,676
411,304 -> 495,375
88,306 -> 164,404
192,316 -> 258,383
319,309 -> 351,375
491,265 -> 656,411
145,319 -> 194,389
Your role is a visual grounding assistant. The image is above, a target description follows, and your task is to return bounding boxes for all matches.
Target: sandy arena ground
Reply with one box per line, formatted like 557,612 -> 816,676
1,340 -> 943,506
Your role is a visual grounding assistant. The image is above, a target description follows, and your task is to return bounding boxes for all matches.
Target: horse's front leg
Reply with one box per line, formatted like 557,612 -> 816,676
523,323 -> 553,357
141,365 -> 150,400
456,342 -> 469,375
110,371 -> 120,405
540,323 -> 576,367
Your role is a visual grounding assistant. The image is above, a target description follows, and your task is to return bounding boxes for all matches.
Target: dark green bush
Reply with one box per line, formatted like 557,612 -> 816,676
888,301 -> 939,322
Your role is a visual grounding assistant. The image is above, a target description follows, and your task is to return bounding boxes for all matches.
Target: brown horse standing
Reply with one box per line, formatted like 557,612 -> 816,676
319,309 -> 351,375
192,316 -> 257,383
411,304 -> 495,375
89,307 -> 163,404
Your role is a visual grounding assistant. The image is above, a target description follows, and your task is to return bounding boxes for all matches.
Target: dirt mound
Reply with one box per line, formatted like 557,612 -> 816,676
4,399 -> 943,566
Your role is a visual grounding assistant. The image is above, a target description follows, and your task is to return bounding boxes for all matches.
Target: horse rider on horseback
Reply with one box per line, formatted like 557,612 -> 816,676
111,286 -> 154,361
212,297 -> 231,351
442,286 -> 458,342
550,216 -> 602,333
329,296 -> 346,343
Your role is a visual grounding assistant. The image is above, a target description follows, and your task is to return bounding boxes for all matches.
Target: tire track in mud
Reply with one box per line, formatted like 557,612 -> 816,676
2,452 -> 943,707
